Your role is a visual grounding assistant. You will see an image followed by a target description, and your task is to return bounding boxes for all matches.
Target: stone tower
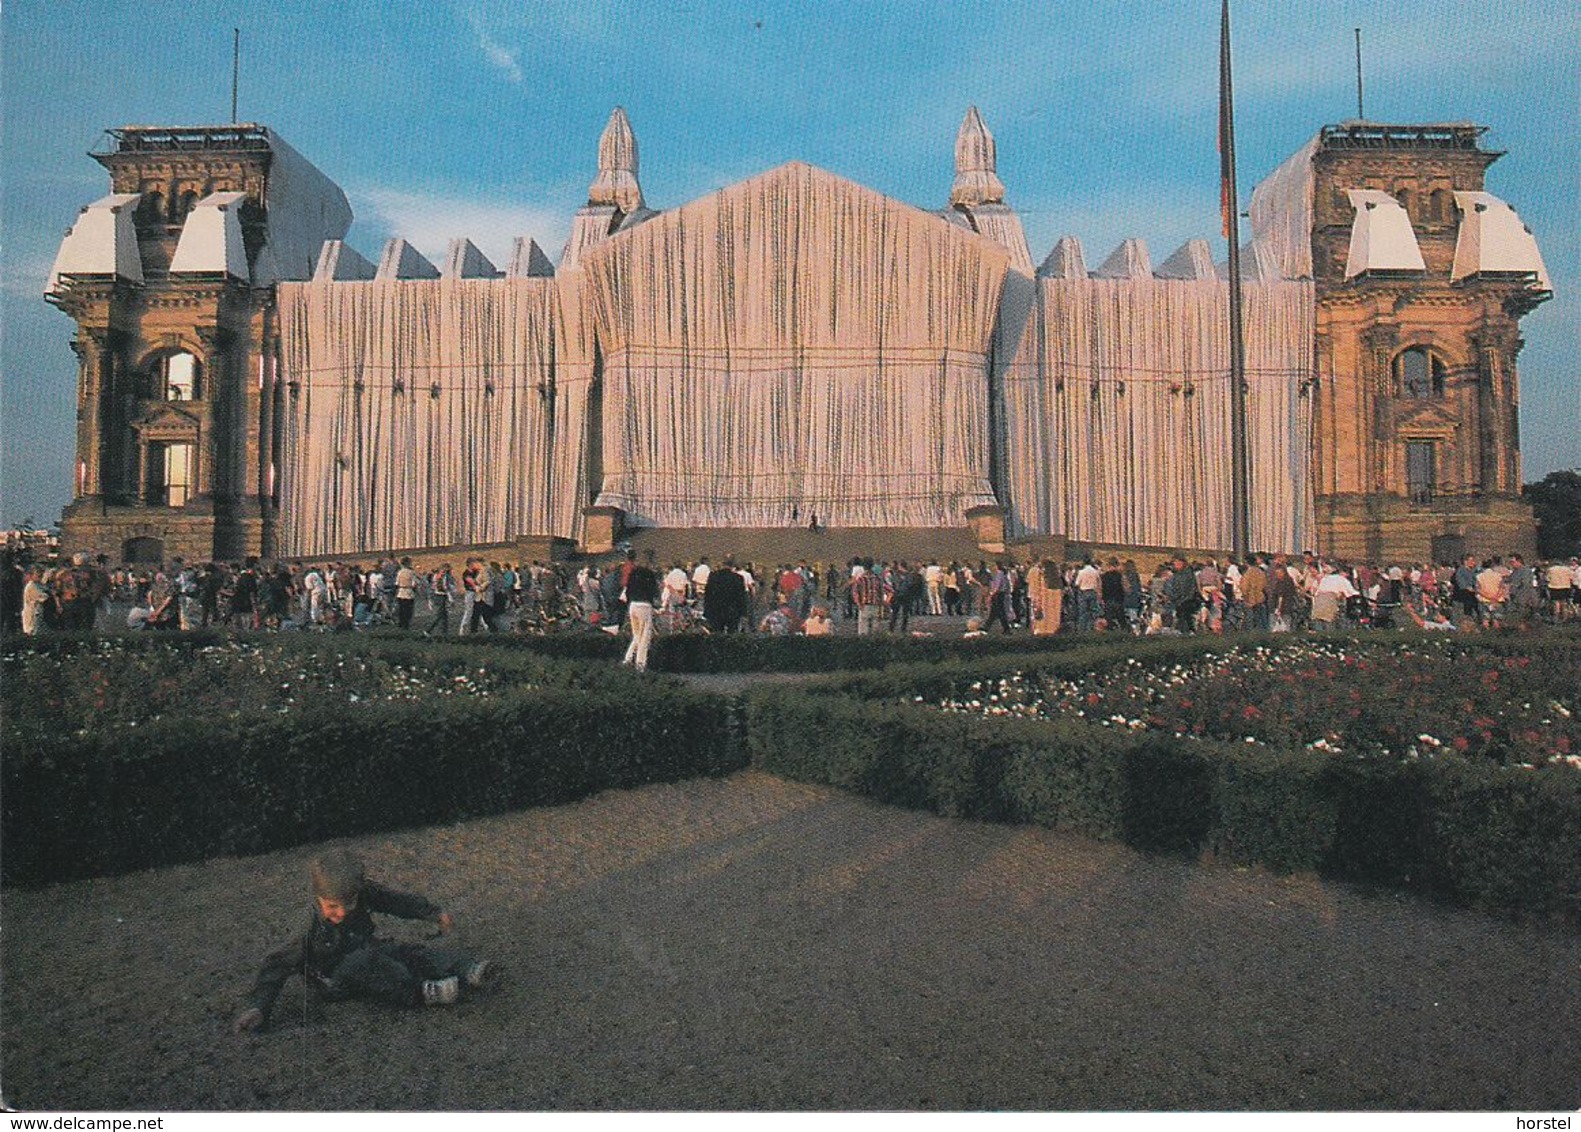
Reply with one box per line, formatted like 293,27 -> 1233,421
1305,123 -> 1549,562
46,124 -> 349,564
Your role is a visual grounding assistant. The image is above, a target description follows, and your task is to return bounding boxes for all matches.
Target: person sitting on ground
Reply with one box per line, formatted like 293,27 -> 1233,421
233,849 -> 490,1033
1405,599 -> 1459,632
759,603 -> 796,636
801,605 -> 833,636
962,616 -> 988,639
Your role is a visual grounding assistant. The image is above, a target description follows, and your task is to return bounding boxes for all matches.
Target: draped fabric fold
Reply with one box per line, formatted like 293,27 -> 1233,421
999,277 -> 1314,553
1248,133 -> 1319,282
277,161 -> 1313,560
579,162 -> 1008,528
278,278 -> 585,558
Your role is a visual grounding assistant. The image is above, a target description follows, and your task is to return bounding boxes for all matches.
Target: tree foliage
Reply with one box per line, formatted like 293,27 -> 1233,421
1523,470 -> 1581,558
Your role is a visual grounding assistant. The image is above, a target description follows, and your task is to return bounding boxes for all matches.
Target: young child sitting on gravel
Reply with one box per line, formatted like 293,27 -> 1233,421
234,849 -> 491,1032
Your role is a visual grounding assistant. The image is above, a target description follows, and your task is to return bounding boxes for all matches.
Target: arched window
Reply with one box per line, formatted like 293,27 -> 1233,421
147,350 -> 202,400
1430,188 -> 1451,224
1396,187 -> 1414,219
1395,347 -> 1445,399
123,536 -> 164,564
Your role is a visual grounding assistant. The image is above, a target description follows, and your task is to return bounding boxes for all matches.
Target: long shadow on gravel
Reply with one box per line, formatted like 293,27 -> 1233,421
2,771 -> 1577,1111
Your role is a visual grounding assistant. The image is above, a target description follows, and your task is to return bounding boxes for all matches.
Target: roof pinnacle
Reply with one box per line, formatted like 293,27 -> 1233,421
589,106 -> 645,213
951,105 -> 1005,207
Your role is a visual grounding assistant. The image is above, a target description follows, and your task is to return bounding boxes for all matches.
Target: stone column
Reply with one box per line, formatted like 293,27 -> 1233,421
194,325 -> 230,498
136,435 -> 150,505
1483,341 -> 1503,494
1360,323 -> 1398,496
255,330 -> 278,504
70,334 -> 101,499
1470,327 -> 1514,496
1505,336 -> 1524,491
1312,333 -> 1335,497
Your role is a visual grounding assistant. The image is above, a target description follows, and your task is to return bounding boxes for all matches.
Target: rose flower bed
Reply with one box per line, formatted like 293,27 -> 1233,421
934,639 -> 1580,771
3,637 -> 510,745
2,634 -> 739,886
747,633 -> 1581,919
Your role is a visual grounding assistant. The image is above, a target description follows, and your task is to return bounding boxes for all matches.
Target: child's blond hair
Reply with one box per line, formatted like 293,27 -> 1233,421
309,849 -> 365,903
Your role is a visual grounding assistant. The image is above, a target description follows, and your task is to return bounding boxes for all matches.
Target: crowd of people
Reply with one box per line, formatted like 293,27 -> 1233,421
570,548 -> 1577,640
0,553 -> 562,637
1048,550 -> 1576,636
2,544 -> 1576,641
662,549 -> 1577,637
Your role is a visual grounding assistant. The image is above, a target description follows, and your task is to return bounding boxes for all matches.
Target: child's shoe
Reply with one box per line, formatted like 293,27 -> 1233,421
464,960 -> 493,989
422,976 -> 460,1006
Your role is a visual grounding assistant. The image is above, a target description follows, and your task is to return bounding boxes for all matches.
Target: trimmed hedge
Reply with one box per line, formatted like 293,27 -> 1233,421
2,650 -> 739,886
648,630 -> 1091,673
745,642 -> 1581,920
463,625 -> 1092,672
6,629 -> 1578,920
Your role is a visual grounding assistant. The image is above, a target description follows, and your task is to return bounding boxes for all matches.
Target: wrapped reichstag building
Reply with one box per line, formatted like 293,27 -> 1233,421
48,108 -> 1549,564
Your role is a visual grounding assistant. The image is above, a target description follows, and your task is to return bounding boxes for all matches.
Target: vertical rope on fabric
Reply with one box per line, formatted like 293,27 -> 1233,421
277,161 -> 1315,558
1000,276 -> 1314,552
578,162 -> 1009,528
277,277 -> 572,557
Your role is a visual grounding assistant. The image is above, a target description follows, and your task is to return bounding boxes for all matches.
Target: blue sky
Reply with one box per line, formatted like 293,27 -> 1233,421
2,0 -> 1575,526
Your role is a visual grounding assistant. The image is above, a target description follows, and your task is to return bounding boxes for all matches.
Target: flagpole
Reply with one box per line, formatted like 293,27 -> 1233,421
1220,0 -> 1250,560
232,29 -> 240,124
1355,28 -> 1365,120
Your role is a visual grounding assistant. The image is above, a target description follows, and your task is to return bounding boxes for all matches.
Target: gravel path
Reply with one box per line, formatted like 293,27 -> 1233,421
3,770 -> 1576,1111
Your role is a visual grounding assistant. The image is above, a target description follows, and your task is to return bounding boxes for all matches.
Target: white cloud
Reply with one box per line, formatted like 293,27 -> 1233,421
0,251 -> 59,300
457,0 -> 625,84
465,12 -> 524,86
353,186 -> 573,269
